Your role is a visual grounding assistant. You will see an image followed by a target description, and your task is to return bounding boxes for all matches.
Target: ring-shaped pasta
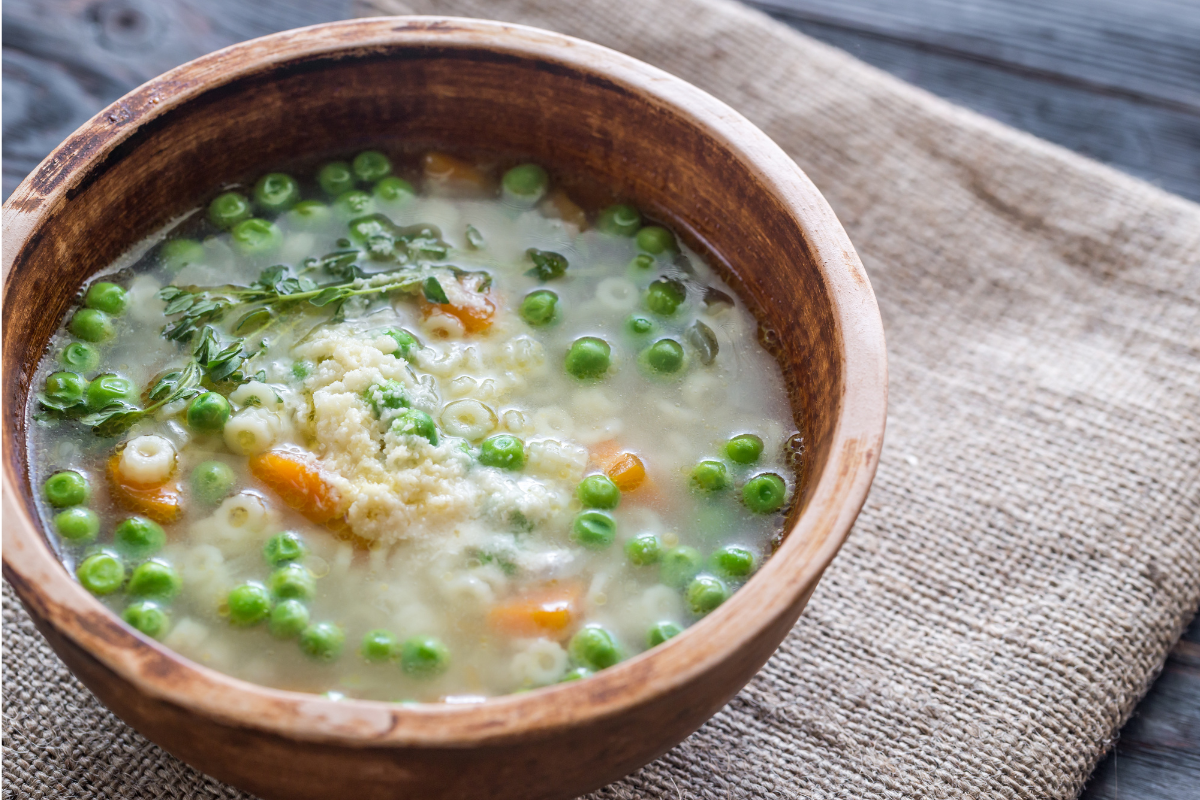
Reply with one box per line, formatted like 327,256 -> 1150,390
119,435 -> 176,486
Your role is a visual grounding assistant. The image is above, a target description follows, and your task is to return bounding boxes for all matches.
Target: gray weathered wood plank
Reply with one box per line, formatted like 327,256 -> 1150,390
748,0 -> 1200,109
768,16 -> 1200,201
1080,613 -> 1200,799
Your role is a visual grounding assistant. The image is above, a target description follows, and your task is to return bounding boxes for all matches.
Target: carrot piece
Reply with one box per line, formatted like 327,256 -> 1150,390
606,453 -> 647,492
588,439 -> 622,470
106,455 -> 183,524
539,189 -> 588,229
488,584 -> 582,640
421,299 -> 496,335
423,151 -> 491,194
419,274 -> 496,334
248,449 -> 343,525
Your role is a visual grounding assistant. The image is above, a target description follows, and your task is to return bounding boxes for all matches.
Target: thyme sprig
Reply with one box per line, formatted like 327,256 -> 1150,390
81,326 -> 246,437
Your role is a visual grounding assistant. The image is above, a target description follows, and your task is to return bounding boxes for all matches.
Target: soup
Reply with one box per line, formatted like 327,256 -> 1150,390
25,151 -> 799,702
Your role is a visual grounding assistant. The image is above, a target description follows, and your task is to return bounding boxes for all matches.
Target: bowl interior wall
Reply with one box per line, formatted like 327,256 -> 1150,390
4,48 -> 839,529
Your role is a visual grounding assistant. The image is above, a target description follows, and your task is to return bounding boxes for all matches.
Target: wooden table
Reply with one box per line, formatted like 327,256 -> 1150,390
4,1 -> 1198,796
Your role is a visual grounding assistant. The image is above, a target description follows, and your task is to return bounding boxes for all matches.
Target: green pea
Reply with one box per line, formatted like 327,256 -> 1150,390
84,282 -> 128,316
383,328 -> 419,360
263,531 -> 307,566
55,507 -> 99,543
479,434 -> 525,470
60,342 -> 99,373
76,551 -> 125,596
286,200 -> 331,230
647,621 -> 684,647
636,226 -> 676,254
686,575 -> 728,615
45,470 -> 90,508
644,339 -> 685,373
208,191 -> 251,229
577,474 -> 620,509
645,278 -> 686,316
361,629 -> 399,663
401,635 -> 450,677
350,150 -> 390,183
712,545 -> 757,579
267,562 -> 316,601
502,164 -> 549,202
227,582 -> 272,626
568,625 -> 620,670
69,309 -> 114,343
565,337 -> 611,380
374,176 -> 415,203
743,473 -> 787,514
363,380 -> 409,418
291,360 -> 312,381
160,238 -> 205,271
559,666 -> 594,682
661,546 -> 702,588
625,532 -> 662,566
300,622 -> 345,661
630,253 -> 655,270
269,599 -> 310,639
691,460 -> 730,492
391,409 -> 438,445
318,161 -> 355,196
253,173 -> 301,212
725,434 -> 764,465
333,190 -> 374,220
626,315 -> 654,336
114,516 -> 166,559
123,600 -> 170,638
43,371 -> 87,409
127,559 -> 181,600
519,290 -> 558,326
230,218 -> 283,256
84,374 -> 137,412
186,391 -> 231,432
192,461 -> 236,505
597,204 -> 641,236
572,510 -> 616,549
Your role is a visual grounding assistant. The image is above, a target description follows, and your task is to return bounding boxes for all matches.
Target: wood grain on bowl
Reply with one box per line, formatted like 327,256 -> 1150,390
2,17 -> 887,800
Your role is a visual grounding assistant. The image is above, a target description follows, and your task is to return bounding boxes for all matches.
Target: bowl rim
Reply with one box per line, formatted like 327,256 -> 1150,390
1,16 -> 887,747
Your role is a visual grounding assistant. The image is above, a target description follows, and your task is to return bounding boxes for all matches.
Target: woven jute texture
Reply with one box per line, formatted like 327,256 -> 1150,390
5,1 -> 1200,797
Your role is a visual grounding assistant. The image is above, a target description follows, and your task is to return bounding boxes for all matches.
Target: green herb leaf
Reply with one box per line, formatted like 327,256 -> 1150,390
310,287 -> 348,307
163,294 -> 196,315
423,277 -> 449,305
81,402 -> 144,438
234,307 -> 272,334
525,248 -> 568,281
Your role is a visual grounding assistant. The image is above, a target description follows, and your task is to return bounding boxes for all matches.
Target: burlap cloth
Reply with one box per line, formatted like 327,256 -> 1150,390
5,0 -> 1199,797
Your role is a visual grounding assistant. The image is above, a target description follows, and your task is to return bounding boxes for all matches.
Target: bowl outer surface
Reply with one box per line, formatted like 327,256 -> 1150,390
1,16 -> 886,798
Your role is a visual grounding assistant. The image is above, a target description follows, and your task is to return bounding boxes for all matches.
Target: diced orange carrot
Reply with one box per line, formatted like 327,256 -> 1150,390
248,449 -> 343,525
539,189 -> 588,229
488,584 -> 582,640
606,453 -> 647,492
419,277 -> 496,334
423,152 -> 491,195
107,455 -> 183,524
588,439 -> 622,470
441,296 -> 496,334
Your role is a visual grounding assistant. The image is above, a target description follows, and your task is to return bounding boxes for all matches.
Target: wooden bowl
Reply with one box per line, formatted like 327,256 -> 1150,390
2,17 -> 886,800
